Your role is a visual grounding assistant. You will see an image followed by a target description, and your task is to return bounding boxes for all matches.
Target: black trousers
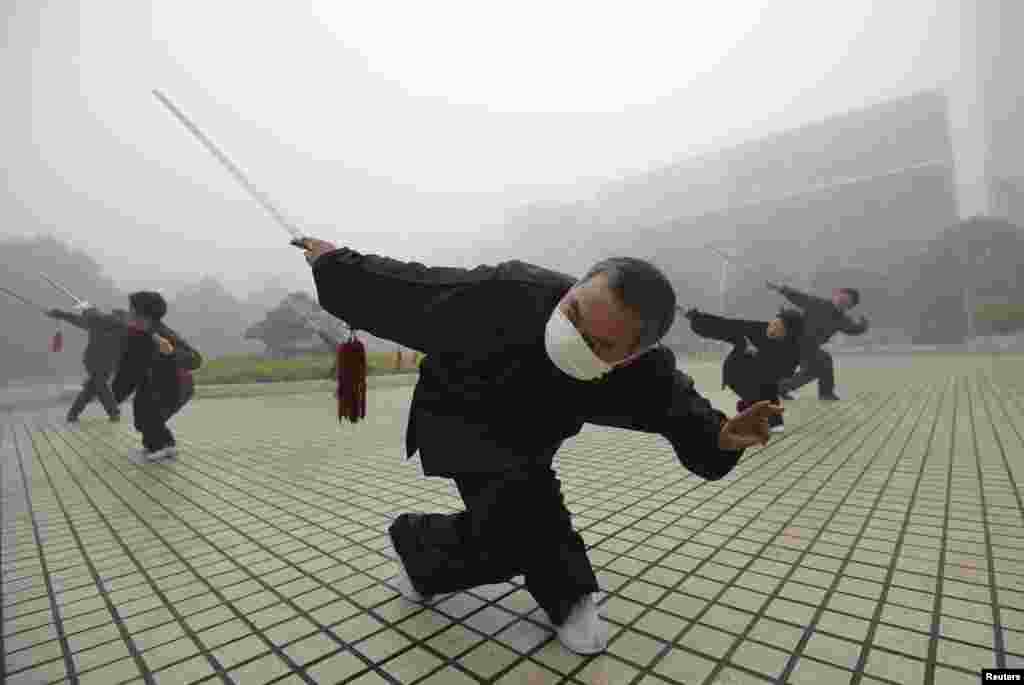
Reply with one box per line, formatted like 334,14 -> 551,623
779,347 -> 835,397
134,380 -> 193,451
390,463 -> 599,626
68,371 -> 119,419
724,351 -> 782,405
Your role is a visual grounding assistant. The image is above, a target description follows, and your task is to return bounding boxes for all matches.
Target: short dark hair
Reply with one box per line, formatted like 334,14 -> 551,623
777,307 -> 805,341
129,291 -> 168,322
581,257 -> 677,350
840,288 -> 860,307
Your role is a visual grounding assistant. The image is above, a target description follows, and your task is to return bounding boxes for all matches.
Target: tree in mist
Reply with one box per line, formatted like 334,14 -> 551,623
975,303 -> 1024,335
244,292 -> 328,358
167,276 -> 264,359
0,235 -> 123,383
906,216 -> 1024,342
245,275 -> 294,311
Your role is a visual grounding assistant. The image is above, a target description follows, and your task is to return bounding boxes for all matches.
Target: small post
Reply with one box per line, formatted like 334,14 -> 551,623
719,259 -> 729,315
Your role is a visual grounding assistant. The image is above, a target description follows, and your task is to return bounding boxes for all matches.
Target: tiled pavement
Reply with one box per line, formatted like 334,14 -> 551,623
2,353 -> 1023,685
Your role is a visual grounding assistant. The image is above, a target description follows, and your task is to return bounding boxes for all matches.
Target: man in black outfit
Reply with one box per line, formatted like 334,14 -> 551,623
48,303 -> 131,423
767,282 -> 869,401
300,237 -> 781,654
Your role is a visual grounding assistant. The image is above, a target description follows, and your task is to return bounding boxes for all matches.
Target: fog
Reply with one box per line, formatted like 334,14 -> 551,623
3,0 -> 961,298
6,0 -> 1022,387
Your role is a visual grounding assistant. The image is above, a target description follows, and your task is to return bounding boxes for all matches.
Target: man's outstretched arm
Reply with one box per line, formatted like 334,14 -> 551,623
766,282 -> 829,311
687,309 -> 771,348
583,347 -> 776,480
304,239 -> 537,355
48,309 -> 89,330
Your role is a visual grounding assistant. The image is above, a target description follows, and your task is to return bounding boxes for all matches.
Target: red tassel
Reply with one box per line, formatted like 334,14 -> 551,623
335,332 -> 367,423
51,329 -> 63,353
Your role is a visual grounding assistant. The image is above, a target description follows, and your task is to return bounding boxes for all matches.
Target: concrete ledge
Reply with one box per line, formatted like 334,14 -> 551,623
194,372 -> 420,400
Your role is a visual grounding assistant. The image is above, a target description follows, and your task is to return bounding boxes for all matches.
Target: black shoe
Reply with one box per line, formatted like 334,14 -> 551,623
109,413 -> 121,422
66,415 -> 79,423
768,413 -> 785,433
819,394 -> 840,401
388,514 -> 434,603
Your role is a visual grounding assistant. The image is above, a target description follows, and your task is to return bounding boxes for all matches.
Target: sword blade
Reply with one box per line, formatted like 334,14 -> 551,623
0,287 -> 48,313
152,89 -> 304,241
38,273 -> 84,305
703,244 -> 796,284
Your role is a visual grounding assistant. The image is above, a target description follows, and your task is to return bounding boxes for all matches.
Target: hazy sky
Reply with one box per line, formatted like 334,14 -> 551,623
3,0 -> 959,298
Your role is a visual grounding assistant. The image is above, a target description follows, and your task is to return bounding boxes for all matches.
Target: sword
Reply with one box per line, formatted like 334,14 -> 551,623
290,302 -> 352,343
38,273 -> 86,306
152,89 -> 308,250
703,244 -> 796,284
0,286 -> 49,314
704,244 -> 754,272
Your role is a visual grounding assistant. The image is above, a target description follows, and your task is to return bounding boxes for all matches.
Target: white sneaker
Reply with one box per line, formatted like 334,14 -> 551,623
556,594 -> 608,655
143,446 -> 176,461
129,448 -> 152,462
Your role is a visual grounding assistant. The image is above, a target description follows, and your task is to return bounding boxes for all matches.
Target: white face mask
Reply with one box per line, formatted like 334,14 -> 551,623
544,306 -> 613,381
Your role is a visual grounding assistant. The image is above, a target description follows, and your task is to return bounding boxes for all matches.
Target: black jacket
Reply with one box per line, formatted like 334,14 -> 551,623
688,311 -> 802,390
311,247 -> 743,479
112,319 -> 203,406
776,286 -> 869,349
49,308 -> 129,376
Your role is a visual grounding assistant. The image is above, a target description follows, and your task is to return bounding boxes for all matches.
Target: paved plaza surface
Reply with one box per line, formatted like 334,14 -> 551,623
2,353 -> 1023,684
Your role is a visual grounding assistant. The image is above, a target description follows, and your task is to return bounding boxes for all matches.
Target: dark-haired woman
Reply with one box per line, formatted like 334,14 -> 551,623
111,291 -> 202,460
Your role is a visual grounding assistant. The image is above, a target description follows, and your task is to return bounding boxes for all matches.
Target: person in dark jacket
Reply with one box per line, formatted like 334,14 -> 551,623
110,291 -> 203,460
299,237 -> 781,655
685,307 -> 805,433
48,303 -> 133,422
767,282 -> 869,401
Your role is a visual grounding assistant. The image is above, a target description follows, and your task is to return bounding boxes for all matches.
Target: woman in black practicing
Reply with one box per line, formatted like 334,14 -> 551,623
111,291 -> 202,460
685,307 -> 805,432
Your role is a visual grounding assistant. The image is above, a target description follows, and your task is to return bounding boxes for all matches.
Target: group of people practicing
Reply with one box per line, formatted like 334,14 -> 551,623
49,238 -> 867,656
686,280 -> 868,432
48,290 -> 202,460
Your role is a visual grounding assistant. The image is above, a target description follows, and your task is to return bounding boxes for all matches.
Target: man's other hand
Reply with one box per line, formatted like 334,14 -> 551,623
154,335 -> 174,356
301,238 -> 338,266
718,401 -> 783,450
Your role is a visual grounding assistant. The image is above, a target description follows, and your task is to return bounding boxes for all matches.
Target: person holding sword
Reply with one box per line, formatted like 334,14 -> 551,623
47,301 -> 130,423
295,236 -> 781,654
150,89 -> 776,650
109,291 -> 203,460
684,306 -> 805,432
766,281 -> 869,401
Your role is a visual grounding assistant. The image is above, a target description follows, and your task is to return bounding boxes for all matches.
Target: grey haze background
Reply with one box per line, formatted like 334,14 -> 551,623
3,0 -> 960,300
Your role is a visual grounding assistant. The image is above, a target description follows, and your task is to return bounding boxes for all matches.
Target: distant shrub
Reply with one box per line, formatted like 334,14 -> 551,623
975,303 -> 1024,335
193,350 -> 422,385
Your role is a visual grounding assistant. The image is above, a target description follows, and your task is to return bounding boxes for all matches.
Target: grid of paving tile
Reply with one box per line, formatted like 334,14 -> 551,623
3,353 -> 1023,685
